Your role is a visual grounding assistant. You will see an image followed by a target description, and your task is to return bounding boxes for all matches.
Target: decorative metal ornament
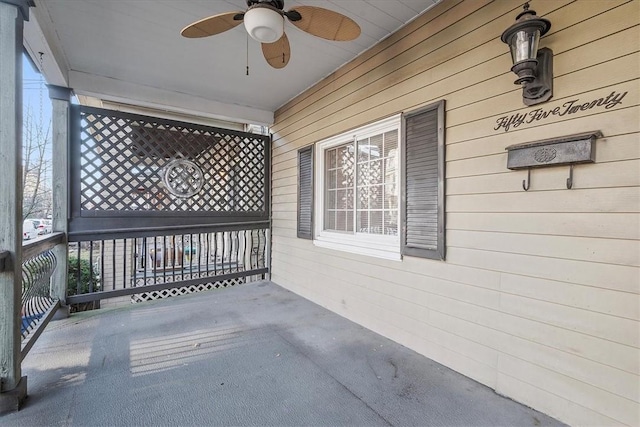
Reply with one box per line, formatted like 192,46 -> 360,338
533,147 -> 557,164
501,3 -> 553,106
162,159 -> 204,198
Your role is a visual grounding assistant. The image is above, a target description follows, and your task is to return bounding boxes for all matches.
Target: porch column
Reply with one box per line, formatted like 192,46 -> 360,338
0,0 -> 33,413
48,85 -> 72,309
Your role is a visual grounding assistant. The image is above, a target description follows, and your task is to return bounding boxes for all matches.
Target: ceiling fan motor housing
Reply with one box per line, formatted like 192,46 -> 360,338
244,3 -> 285,43
246,0 -> 285,10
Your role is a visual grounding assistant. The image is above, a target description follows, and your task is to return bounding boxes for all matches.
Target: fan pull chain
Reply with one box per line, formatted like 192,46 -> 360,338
282,18 -> 285,64
38,52 -> 44,125
246,32 -> 250,76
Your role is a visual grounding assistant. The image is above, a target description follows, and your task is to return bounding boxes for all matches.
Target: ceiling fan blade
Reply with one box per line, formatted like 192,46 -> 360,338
181,11 -> 244,38
287,6 -> 360,41
262,32 -> 290,69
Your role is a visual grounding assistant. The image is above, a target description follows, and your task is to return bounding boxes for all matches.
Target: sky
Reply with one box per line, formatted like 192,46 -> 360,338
22,53 -> 52,126
22,53 -> 53,219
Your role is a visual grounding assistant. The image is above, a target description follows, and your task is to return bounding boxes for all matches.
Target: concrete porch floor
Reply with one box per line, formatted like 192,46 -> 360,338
5,281 -> 564,426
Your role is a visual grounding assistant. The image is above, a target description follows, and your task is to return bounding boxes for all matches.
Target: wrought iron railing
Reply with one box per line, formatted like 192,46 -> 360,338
21,250 -> 57,337
20,232 -> 65,359
66,224 -> 269,304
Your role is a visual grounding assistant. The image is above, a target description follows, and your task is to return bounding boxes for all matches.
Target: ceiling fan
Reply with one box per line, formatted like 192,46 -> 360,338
181,0 -> 361,69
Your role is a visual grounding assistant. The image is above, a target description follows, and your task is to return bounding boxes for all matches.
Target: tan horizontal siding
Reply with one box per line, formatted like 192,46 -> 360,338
498,273 -> 639,322
447,187 -> 639,213
271,185 -> 296,198
497,373 -> 624,426
446,212 -> 640,240
269,0 -> 640,425
446,246 -> 638,294
447,159 -> 640,193
447,230 -> 640,266
498,354 -> 638,426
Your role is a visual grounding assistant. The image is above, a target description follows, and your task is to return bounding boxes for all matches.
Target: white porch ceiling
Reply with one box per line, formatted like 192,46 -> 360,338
25,0 -> 442,125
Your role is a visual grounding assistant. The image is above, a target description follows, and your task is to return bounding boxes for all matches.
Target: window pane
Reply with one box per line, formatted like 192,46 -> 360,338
337,145 -> 353,168
357,211 -> 368,233
354,129 -> 399,238
324,142 -> 354,233
326,148 -> 334,171
357,162 -> 368,186
370,160 -> 383,185
327,169 -> 337,189
357,187 -> 368,210
384,210 -> 398,236
346,188 -> 354,209
384,130 -> 398,157
336,210 -> 348,232
369,134 -> 383,159
326,189 -> 336,209
370,211 -> 383,235
385,154 -> 397,178
337,167 -> 348,189
357,138 -> 369,163
340,146 -> 355,187
346,210 -> 354,232
328,149 -> 337,168
336,189 -> 347,209
384,184 -> 398,210
343,166 -> 354,188
369,185 -> 383,209
325,210 -> 335,231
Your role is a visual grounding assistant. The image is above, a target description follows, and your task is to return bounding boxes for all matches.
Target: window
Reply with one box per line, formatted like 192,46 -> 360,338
297,103 -> 445,261
313,115 -> 401,259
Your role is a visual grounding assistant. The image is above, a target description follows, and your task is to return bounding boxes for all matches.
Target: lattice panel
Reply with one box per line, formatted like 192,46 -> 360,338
130,277 -> 245,303
77,107 -> 267,214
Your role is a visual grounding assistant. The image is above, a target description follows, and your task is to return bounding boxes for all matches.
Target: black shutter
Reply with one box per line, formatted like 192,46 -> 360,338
297,145 -> 314,239
402,100 -> 445,260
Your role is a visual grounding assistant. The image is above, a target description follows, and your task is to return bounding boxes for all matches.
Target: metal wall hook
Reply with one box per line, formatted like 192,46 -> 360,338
522,169 -> 531,191
566,164 -> 574,189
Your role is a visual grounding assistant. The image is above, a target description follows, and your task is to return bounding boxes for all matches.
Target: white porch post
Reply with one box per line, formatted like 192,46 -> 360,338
48,85 -> 72,310
0,0 -> 32,413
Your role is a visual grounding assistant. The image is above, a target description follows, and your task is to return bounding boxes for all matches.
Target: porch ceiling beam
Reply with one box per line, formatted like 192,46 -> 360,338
68,70 -> 275,126
23,3 -> 69,87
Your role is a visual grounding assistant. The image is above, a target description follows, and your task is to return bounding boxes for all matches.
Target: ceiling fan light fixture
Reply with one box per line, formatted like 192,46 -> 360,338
244,6 -> 284,43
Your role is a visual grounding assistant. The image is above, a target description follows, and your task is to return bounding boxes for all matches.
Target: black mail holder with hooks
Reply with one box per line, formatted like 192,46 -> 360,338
505,131 -> 602,191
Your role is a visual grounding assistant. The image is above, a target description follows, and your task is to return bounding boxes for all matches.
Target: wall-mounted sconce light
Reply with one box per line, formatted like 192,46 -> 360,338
501,3 -> 552,106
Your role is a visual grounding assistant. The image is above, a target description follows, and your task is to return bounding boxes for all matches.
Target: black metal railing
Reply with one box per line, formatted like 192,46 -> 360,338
67,225 -> 269,304
20,232 -> 65,359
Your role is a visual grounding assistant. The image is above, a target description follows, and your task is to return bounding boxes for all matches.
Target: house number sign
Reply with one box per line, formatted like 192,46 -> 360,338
494,90 -> 628,132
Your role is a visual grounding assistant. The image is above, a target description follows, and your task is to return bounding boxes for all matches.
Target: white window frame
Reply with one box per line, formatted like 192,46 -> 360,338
313,114 -> 402,260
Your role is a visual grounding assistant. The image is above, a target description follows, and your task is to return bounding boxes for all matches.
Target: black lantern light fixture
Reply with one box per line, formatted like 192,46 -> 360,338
501,3 -> 553,106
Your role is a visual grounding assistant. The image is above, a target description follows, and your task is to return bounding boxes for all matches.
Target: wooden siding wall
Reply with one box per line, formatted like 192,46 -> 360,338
269,1 -> 640,425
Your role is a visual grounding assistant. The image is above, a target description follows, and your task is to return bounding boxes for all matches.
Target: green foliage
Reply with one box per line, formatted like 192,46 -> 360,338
67,257 -> 100,296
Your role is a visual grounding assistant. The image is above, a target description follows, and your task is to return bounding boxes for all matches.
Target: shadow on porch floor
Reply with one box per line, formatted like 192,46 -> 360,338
5,281 -> 564,426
